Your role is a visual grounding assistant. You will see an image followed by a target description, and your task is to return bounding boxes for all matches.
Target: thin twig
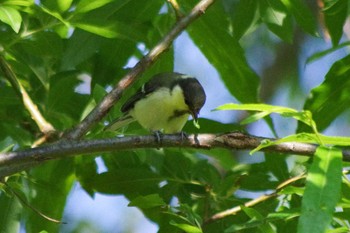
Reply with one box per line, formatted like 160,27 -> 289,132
0,56 -> 56,138
3,182 -> 64,224
205,172 -> 307,223
63,0 -> 216,140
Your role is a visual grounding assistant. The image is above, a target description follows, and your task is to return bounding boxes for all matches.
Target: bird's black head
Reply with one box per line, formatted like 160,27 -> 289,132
178,77 -> 206,120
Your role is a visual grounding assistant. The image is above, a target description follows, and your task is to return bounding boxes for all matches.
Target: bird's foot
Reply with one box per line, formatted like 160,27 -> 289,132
179,131 -> 188,141
153,131 -> 163,147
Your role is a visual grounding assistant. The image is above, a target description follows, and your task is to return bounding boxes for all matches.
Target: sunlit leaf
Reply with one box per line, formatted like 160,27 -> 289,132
75,0 -> 115,13
170,220 -> 202,233
0,6 -> 22,33
298,146 -> 342,233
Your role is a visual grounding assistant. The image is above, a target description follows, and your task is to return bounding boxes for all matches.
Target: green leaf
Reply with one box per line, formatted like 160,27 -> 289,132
75,156 -> 97,197
323,0 -> 348,46
72,19 -> 144,39
47,72 -> 89,123
297,146 -> 342,233
0,137 -> 15,152
0,190 -> 21,233
60,30 -> 102,70
306,41 -> 350,64
72,21 -> 119,39
184,1 -> 259,103
41,0 -> 73,12
184,118 -> 241,134
298,54 -> 350,132
75,0 -> 116,13
38,5 -> 69,27
280,0 -> 318,36
216,103 -> 298,113
128,194 -> 166,209
169,220 -> 202,233
252,133 -> 350,153
279,186 -> 304,196
2,0 -> 34,7
259,0 -> 293,42
215,103 -> 316,129
88,169 -> 161,195
0,6 -> 22,33
232,0 -> 259,39
242,206 -> 275,233
19,31 -> 63,58
26,159 -> 75,233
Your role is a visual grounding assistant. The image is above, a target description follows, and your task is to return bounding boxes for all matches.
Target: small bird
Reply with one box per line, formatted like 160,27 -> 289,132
105,72 -> 206,134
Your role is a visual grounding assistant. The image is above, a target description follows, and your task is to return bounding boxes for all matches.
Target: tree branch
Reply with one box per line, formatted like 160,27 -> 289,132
204,173 -> 307,223
1,132 -> 350,178
0,56 -> 55,137
63,0 -> 216,140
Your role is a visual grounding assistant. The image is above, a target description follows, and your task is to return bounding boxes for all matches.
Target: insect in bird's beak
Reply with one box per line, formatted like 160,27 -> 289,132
191,110 -> 201,129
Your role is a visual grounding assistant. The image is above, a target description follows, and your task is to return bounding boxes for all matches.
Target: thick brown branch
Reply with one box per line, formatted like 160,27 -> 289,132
1,132 -> 350,178
63,0 -> 216,140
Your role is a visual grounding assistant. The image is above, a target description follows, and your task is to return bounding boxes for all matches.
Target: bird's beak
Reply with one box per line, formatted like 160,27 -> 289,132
191,110 -> 199,121
191,110 -> 201,129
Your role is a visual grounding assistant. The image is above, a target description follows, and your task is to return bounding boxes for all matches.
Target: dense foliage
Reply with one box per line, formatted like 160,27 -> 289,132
0,0 -> 350,232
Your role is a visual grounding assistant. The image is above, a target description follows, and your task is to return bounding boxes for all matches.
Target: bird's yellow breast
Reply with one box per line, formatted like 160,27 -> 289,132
129,85 -> 190,133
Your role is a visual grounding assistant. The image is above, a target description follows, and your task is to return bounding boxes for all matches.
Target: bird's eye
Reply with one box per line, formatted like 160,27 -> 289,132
184,98 -> 189,105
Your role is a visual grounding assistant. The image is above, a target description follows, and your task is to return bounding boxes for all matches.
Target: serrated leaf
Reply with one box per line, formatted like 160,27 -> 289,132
0,6 -> 22,33
297,146 -> 342,233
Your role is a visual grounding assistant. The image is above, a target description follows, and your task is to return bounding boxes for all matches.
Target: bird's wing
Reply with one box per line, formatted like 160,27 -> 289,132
121,74 -> 176,112
104,114 -> 135,131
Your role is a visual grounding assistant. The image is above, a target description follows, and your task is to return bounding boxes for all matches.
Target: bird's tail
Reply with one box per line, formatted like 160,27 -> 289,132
104,114 -> 135,131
